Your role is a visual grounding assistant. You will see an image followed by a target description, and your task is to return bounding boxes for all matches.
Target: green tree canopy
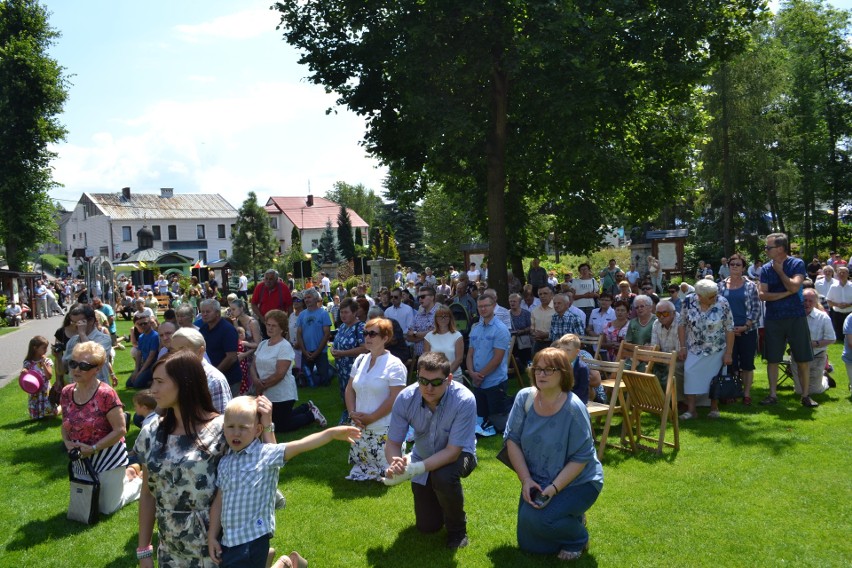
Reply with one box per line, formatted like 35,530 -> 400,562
325,181 -> 384,228
336,205 -> 356,261
0,0 -> 68,270
316,220 -> 338,265
232,191 -> 277,281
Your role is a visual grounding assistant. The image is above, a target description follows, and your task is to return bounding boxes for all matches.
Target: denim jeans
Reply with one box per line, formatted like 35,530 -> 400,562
411,452 -> 477,536
473,380 -> 512,432
517,481 -> 601,554
221,533 -> 270,568
303,350 -> 331,387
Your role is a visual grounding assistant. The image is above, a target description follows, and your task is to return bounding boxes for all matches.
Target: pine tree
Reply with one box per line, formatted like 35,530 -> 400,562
316,220 -> 338,264
291,225 -> 302,252
232,191 -> 277,282
336,206 -> 356,260
354,225 -> 364,247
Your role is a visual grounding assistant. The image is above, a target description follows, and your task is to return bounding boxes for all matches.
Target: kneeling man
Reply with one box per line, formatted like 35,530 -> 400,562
383,352 -> 477,549
791,289 -> 836,395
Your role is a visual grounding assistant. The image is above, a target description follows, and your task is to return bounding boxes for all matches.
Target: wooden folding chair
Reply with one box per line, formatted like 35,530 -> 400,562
578,334 -> 604,360
620,351 -> 679,455
583,358 -> 635,460
616,341 -> 657,372
507,336 -> 527,388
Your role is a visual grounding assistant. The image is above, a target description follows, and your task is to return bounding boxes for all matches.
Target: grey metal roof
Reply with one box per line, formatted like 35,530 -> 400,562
114,248 -> 193,265
85,192 -> 237,220
645,229 -> 689,240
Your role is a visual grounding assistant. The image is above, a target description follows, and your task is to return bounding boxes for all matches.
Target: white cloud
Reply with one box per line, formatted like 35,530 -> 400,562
174,8 -> 280,43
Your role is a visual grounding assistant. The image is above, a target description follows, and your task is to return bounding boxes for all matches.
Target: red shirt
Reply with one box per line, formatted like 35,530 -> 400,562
60,382 -> 123,445
251,280 -> 293,316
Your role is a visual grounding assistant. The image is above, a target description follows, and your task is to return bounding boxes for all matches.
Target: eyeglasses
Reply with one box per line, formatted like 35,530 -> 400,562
417,376 -> 447,387
418,295 -> 432,300
436,314 -> 450,319
137,321 -> 151,326
764,245 -> 780,251
728,263 -> 743,267
364,330 -> 382,338
532,367 -> 560,376
656,311 -> 672,317
69,360 -> 99,371
642,287 -> 652,291
390,295 -> 401,300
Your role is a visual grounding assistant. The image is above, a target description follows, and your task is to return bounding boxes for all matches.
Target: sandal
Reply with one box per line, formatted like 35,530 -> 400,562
707,410 -> 721,419
759,395 -> 777,406
801,396 -> 819,408
679,411 -> 696,420
743,396 -> 752,406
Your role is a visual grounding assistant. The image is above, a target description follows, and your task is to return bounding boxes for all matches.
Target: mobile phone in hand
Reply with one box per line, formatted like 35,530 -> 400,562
530,487 -> 551,508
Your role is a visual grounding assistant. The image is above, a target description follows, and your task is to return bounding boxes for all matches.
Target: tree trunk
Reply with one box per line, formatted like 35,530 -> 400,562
486,54 -> 509,306
720,64 -> 734,256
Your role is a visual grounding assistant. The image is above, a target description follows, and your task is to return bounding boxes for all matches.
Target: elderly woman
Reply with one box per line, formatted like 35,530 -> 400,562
625,295 -> 656,346
827,265 -> 852,340
814,265 -> 835,303
677,279 -> 734,420
601,300 -> 630,360
717,253 -> 761,405
424,304 -> 464,380
504,348 -> 603,561
508,293 -> 533,370
344,317 -> 407,481
331,298 -> 368,423
253,309 -> 325,432
60,341 -> 141,515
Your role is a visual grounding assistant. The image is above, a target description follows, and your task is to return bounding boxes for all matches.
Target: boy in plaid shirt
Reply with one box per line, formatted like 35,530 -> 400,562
208,396 -> 360,567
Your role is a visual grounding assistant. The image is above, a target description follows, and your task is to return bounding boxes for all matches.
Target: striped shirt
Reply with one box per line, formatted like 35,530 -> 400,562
217,439 -> 286,547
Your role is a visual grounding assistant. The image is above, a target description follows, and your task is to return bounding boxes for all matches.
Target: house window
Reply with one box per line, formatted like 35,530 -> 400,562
197,224 -> 206,239
219,249 -> 227,259
217,224 -> 226,239
168,225 -> 177,240
151,225 -> 161,240
269,217 -> 278,230
122,226 -> 132,241
197,250 -> 207,263
99,246 -> 109,256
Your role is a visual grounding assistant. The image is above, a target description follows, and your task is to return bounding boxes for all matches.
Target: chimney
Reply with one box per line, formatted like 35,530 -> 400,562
160,187 -> 174,198
306,194 -> 314,207
121,187 -> 131,200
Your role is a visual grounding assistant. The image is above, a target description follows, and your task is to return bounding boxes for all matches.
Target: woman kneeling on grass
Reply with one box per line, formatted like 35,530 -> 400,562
504,348 -> 603,561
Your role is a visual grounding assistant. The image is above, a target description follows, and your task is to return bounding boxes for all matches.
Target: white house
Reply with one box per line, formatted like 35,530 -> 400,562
63,187 -> 238,269
265,195 -> 369,254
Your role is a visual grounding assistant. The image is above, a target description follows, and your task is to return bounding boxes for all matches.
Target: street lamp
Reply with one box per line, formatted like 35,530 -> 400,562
245,230 -> 256,283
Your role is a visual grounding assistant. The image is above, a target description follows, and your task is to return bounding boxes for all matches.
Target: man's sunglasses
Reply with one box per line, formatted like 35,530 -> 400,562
69,360 -> 98,371
417,376 -> 447,387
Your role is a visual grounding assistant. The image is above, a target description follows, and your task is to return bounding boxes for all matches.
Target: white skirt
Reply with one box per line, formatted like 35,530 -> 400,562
684,351 -> 724,395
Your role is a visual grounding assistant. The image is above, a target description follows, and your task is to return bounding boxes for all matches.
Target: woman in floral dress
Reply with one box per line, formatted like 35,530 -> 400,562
331,298 -> 367,424
344,317 -> 406,481
23,335 -> 57,419
601,301 -> 630,361
135,350 -> 227,567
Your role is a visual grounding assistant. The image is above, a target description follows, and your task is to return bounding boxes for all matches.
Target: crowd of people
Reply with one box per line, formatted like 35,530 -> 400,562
11,234 -> 852,566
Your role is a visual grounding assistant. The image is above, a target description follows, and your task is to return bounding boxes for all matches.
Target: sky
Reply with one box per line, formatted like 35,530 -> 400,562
44,1 -> 852,212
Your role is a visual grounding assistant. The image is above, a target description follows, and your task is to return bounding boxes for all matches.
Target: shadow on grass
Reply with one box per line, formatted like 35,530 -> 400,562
365,526 -> 461,568
0,414 -> 62,432
6,511 -> 87,551
487,544 -> 599,567
102,534 -> 139,568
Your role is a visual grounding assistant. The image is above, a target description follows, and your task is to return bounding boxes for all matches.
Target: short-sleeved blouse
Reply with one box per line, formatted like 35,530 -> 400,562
350,352 -> 407,431
135,415 -> 226,566
424,330 -> 463,376
253,339 -> 297,403
333,320 -> 365,382
602,321 -> 628,359
61,382 -> 123,446
679,294 -> 734,356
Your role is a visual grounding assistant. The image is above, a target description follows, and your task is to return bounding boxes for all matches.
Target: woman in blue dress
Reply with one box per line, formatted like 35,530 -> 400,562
331,298 -> 367,424
504,347 -> 603,561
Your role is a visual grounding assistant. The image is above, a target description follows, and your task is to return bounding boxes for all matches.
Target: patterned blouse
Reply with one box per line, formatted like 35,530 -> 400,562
679,294 -> 734,356
333,320 -> 365,384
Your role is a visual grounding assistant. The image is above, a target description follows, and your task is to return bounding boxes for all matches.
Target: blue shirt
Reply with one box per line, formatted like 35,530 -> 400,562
98,303 -> 116,334
217,439 -> 286,547
469,317 -> 511,389
296,307 -> 332,352
571,357 -> 590,404
387,381 -> 477,485
843,313 -> 852,363
505,388 -> 603,492
200,319 -> 241,384
760,257 -> 806,320
138,330 -> 159,363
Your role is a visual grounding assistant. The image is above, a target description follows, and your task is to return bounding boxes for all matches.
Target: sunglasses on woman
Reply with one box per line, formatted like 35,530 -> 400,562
364,330 -> 382,338
69,360 -> 98,371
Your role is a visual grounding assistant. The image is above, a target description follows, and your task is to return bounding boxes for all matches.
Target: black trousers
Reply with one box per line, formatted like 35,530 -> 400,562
411,452 -> 477,536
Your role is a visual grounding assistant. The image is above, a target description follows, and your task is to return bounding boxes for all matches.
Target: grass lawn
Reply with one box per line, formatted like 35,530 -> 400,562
0,326 -> 20,337
1,319 -> 850,567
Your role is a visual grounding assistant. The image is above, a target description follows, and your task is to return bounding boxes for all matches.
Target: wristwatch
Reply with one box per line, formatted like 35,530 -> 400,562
264,423 -> 275,433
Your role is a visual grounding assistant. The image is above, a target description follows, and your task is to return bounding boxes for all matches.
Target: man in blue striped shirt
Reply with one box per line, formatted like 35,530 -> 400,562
208,397 -> 360,567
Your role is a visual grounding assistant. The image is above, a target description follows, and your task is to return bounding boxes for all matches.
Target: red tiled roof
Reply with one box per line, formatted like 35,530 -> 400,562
265,196 -> 369,230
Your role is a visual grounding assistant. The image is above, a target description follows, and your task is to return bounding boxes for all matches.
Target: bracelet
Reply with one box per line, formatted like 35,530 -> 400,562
550,483 -> 559,494
136,545 -> 153,559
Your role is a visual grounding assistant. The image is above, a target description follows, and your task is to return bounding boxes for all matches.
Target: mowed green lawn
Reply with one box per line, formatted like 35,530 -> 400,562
0,320 -> 849,567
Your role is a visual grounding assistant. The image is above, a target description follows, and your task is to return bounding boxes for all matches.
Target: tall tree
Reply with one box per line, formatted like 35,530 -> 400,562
273,0 -> 763,302
232,191 -> 277,282
0,0 -> 68,270
316,220 -> 338,264
290,225 -> 302,252
336,206 -> 356,261
325,181 -> 384,227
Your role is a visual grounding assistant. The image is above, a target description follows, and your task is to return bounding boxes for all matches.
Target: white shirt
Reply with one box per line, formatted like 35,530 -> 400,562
805,308 -> 835,355
254,338 -> 298,403
467,270 -> 480,282
238,275 -> 248,292
520,297 -> 541,312
384,303 -> 416,334
321,277 -> 331,294
572,277 -> 598,309
827,281 -> 852,313
568,305 -> 587,328
350,353 -> 407,431
494,304 -> 512,330
814,277 -> 836,298
588,306 -> 615,335
424,330 -> 463,376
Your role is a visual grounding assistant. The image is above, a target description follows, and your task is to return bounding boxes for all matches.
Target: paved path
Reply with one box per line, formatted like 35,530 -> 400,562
0,315 -> 65,389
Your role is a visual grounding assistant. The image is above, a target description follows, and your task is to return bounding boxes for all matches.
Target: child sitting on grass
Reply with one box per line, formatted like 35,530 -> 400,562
208,396 -> 360,568
132,389 -> 158,429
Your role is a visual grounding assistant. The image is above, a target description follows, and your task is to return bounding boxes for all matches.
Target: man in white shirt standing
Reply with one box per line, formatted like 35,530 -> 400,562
320,271 -> 332,301
237,271 -> 249,300
384,287 -> 416,335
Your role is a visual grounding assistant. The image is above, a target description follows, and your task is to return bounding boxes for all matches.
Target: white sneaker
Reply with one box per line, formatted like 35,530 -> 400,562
307,400 -> 327,427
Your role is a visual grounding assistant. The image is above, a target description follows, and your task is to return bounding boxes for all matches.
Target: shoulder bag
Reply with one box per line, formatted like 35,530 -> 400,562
496,388 -> 536,471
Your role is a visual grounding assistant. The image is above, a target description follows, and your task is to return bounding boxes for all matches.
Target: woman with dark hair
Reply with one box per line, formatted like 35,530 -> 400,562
354,297 -> 371,323
601,300 -> 630,360
135,350 -> 227,567
332,298 -> 368,424
717,253 -> 760,405
504,348 -> 603,561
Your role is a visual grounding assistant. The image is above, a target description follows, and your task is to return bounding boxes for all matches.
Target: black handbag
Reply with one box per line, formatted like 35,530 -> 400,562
67,454 -> 100,525
709,365 -> 744,400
